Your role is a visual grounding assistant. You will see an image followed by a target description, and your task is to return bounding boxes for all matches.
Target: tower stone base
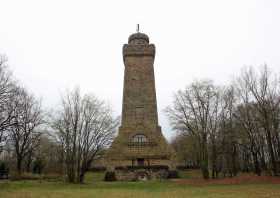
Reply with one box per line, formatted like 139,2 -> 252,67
114,168 -> 169,181
105,126 -> 175,181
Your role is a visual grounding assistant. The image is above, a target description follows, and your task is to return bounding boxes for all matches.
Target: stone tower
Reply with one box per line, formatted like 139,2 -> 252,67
106,31 -> 174,178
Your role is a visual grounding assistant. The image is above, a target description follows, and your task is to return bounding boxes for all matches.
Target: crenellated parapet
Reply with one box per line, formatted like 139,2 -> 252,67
123,44 -> 155,59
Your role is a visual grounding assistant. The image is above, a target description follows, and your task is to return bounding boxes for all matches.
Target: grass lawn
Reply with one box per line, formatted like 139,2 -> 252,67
1,171 -> 280,198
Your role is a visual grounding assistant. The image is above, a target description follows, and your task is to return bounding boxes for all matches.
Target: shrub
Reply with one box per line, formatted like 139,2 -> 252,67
104,171 -> 117,181
168,170 -> 179,179
32,158 -> 44,174
0,161 -> 8,172
0,161 -> 9,179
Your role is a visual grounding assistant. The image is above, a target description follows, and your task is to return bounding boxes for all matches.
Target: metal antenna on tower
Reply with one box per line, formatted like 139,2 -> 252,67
136,24 -> 140,33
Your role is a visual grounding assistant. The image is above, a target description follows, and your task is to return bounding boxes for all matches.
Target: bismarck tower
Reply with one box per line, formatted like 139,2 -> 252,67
106,29 -> 174,180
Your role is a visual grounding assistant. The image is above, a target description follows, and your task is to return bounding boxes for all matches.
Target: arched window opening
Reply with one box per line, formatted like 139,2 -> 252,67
132,134 -> 148,144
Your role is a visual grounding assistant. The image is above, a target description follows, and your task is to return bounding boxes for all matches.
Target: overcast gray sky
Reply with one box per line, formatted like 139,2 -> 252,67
1,0 -> 280,140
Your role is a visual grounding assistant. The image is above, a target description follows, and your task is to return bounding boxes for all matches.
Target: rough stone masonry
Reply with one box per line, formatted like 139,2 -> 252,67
106,31 -> 175,180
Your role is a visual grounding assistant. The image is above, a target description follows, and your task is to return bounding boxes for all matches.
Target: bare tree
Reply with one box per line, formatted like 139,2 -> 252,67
166,80 -> 220,179
0,55 -> 17,153
218,86 -> 239,177
234,103 -> 264,175
9,87 -> 43,175
235,65 -> 280,175
52,88 -> 118,183
166,65 -> 280,178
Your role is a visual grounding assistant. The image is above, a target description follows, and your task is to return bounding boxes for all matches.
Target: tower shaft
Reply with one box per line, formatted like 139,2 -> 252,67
122,40 -> 158,128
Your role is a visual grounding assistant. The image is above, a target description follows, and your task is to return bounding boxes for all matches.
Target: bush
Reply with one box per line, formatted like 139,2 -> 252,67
104,171 -> 117,181
0,161 -> 8,172
0,161 -> 9,179
168,170 -> 179,179
32,158 -> 44,174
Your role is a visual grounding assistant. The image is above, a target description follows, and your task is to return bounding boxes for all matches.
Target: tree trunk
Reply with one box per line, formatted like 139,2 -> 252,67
79,170 -> 85,184
78,160 -> 91,184
252,152 -> 261,176
232,143 -> 238,176
211,141 -> 217,179
266,129 -> 278,175
260,147 -> 267,171
25,152 -> 32,173
66,152 -> 76,183
201,135 -> 209,179
17,157 -> 22,175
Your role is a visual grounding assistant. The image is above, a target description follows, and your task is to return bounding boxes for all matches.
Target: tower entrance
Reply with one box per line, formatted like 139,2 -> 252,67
137,158 -> 144,166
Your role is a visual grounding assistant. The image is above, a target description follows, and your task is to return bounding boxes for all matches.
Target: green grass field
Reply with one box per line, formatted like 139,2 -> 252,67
1,171 -> 280,198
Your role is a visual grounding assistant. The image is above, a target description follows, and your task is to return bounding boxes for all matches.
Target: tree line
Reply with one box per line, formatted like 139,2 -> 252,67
1,53 -> 280,182
0,55 -> 119,183
166,65 -> 280,179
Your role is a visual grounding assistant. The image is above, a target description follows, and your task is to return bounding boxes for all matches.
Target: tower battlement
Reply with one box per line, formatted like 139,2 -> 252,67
123,44 -> 155,58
